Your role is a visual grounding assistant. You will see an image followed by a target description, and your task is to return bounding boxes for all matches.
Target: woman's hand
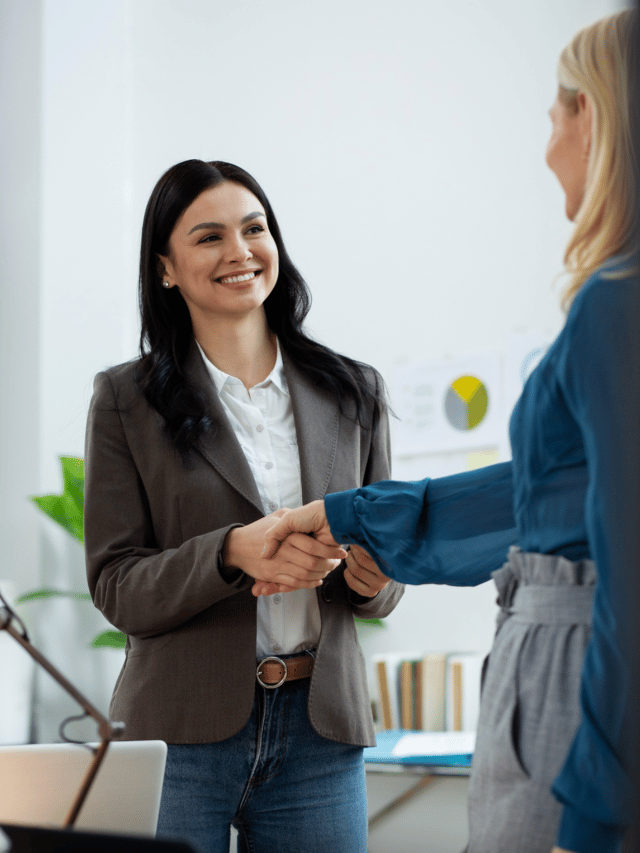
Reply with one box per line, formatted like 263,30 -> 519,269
261,500 -> 337,556
224,509 -> 346,590
344,544 -> 390,598
252,543 -> 390,599
252,580 -> 297,596
251,500 -> 340,597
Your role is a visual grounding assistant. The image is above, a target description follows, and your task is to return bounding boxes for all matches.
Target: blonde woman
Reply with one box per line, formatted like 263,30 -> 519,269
261,10 -> 640,853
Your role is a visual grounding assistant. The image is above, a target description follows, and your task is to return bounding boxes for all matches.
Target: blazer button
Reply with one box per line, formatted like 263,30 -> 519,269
321,582 -> 334,603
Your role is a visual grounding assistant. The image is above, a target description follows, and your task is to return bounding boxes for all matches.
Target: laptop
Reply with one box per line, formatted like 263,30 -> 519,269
0,824 -> 196,852
0,741 -> 167,836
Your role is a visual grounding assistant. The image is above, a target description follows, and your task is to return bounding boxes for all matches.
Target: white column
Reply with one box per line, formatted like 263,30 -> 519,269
33,0 -> 135,741
0,0 -> 44,745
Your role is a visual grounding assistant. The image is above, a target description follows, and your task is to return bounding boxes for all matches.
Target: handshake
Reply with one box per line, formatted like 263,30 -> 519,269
222,500 -> 390,599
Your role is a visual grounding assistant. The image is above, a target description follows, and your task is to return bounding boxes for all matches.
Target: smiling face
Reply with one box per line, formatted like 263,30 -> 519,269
545,91 -> 592,221
159,180 -> 279,331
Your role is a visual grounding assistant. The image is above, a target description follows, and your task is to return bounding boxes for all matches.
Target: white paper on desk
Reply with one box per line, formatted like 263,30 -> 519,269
392,731 -> 476,757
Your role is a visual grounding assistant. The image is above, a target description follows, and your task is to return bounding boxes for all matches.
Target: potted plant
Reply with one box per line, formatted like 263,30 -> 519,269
23,456 -> 125,649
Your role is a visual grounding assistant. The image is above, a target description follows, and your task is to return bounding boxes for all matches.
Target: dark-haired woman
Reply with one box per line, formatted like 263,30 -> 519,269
84,160 -> 404,853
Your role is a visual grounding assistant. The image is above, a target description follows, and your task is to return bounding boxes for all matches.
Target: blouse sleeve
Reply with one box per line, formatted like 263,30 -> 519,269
325,460 -> 517,586
343,377 -> 405,619
552,271 -> 640,850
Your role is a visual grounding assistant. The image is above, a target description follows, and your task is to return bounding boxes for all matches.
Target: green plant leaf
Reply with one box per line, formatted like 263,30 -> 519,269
16,588 -> 91,603
354,617 -> 386,628
31,456 -> 84,543
23,458 -> 125,654
91,630 -> 127,649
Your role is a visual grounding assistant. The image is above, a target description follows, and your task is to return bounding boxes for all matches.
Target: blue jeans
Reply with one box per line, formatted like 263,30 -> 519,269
156,675 -> 367,853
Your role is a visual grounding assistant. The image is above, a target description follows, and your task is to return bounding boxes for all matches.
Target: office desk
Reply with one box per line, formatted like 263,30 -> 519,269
364,730 -> 472,832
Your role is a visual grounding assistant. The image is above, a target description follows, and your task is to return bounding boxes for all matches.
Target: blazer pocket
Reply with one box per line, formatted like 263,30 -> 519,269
126,633 -> 174,658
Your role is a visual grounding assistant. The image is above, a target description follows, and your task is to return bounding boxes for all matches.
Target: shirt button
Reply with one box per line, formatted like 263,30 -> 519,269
272,643 -> 282,652
273,595 -> 282,604
264,461 -> 274,470
256,424 -> 264,432
269,502 -> 278,511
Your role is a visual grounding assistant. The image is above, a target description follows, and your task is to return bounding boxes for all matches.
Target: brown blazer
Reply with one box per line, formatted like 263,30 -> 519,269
84,342 -> 403,746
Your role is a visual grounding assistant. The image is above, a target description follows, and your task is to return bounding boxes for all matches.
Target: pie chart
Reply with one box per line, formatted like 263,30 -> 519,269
444,375 -> 488,431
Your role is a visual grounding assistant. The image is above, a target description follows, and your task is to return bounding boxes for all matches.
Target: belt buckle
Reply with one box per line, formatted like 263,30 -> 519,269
256,655 -> 287,689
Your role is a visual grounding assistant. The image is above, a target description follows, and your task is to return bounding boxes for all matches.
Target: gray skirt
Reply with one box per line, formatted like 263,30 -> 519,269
466,546 -> 596,853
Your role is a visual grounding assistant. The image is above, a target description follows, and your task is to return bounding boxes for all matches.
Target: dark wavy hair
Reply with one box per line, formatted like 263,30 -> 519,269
137,159 -> 386,462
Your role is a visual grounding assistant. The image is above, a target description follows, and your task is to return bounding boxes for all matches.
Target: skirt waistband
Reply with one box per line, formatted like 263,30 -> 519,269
509,584 -> 593,624
493,547 -> 596,628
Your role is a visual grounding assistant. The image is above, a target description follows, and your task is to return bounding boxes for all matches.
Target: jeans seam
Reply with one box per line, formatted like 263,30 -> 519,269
251,684 -> 291,786
236,688 -> 266,815
234,817 -> 254,853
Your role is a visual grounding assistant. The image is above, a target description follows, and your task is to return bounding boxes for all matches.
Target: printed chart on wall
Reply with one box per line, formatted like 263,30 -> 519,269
392,352 -> 502,456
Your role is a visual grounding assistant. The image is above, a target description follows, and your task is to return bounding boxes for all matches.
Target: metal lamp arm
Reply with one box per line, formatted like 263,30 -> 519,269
0,605 -> 124,827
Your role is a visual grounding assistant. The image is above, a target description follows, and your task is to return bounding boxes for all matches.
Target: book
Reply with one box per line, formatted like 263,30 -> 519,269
400,660 -> 414,730
372,651 -> 421,730
391,729 -> 476,758
445,652 -> 484,732
420,652 -> 447,731
364,729 -> 474,766
399,658 -> 426,730
374,659 -> 393,730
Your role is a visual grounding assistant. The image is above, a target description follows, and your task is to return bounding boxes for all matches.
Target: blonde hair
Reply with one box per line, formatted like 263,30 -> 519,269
556,9 -> 637,310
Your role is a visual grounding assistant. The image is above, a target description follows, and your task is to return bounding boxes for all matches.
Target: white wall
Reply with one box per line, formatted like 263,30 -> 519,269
0,0 -> 43,601
0,0 -> 44,744
0,0 -> 625,740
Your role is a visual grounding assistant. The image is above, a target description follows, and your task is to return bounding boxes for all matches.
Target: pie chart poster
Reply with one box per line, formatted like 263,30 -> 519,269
393,352 -> 502,456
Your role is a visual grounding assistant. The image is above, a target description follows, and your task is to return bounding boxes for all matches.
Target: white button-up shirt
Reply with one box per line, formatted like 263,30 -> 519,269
197,340 -> 321,658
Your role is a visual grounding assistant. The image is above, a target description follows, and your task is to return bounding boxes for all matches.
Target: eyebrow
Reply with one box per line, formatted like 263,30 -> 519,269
187,212 -> 265,235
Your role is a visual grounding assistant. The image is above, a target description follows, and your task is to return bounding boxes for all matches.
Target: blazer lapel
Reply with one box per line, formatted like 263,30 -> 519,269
185,341 -> 264,515
281,349 -> 340,503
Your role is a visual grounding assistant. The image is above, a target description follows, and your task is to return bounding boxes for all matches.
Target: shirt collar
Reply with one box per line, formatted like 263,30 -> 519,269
196,337 -> 289,397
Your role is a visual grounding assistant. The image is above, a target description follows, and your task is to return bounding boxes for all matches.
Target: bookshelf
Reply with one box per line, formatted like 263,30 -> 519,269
371,650 -> 484,735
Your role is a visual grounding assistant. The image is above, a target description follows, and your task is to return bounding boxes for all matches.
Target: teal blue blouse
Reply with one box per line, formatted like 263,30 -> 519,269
325,260 -> 640,853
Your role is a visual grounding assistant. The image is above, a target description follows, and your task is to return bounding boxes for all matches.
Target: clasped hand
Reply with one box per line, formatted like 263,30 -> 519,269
250,500 -> 391,598
223,508 -> 346,592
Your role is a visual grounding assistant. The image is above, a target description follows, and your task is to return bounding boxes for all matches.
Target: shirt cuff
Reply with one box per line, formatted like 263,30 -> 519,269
216,524 -> 248,587
325,488 -> 360,545
348,589 -> 377,605
218,525 -> 247,586
217,552 -> 245,585
557,803 -> 624,853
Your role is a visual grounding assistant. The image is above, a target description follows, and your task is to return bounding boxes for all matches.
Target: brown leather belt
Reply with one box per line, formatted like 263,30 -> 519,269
256,653 -> 314,689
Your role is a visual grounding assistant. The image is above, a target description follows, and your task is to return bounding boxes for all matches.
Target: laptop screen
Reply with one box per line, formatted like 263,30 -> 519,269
0,740 -> 167,836
0,823 -> 195,852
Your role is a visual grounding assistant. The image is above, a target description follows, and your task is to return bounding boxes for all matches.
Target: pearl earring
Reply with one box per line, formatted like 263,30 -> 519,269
163,281 -> 171,288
